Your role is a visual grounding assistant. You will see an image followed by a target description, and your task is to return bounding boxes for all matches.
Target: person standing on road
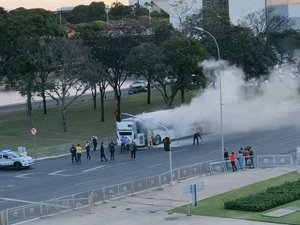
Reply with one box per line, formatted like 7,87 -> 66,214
125,137 -> 130,152
70,144 -> 77,163
120,136 -> 126,153
108,140 -> 115,160
230,152 -> 238,172
193,132 -> 203,145
85,141 -> 91,160
130,140 -> 137,160
92,136 -> 98,152
100,142 -> 108,162
76,144 -> 82,163
147,130 -> 153,149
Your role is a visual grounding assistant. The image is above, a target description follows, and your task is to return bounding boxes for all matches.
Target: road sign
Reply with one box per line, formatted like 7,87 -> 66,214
183,182 -> 204,206
31,128 -> 37,136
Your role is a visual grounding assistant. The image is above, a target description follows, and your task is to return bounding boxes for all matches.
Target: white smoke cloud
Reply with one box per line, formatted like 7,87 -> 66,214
139,60 -> 300,137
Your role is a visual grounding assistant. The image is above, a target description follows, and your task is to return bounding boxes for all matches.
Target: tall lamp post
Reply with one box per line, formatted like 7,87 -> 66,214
105,5 -> 111,22
122,113 -> 173,184
144,2 -> 153,26
194,27 -> 224,161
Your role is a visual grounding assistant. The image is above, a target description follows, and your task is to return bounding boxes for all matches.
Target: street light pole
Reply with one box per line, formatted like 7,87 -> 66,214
105,5 -> 110,22
194,27 -> 224,161
122,113 -> 173,184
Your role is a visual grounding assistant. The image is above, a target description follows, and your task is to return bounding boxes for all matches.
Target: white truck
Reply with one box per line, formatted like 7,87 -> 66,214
116,118 -> 175,147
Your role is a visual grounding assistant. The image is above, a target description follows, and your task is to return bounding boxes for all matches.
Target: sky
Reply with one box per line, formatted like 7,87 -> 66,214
0,0 -> 128,11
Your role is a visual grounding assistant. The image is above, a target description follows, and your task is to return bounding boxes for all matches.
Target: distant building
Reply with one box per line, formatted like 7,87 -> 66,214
129,0 -> 300,29
57,7 -> 74,12
267,0 -> 300,28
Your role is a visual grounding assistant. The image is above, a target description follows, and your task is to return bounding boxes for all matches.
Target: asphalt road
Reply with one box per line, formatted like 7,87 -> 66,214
1,125 -> 300,210
0,88 -> 131,114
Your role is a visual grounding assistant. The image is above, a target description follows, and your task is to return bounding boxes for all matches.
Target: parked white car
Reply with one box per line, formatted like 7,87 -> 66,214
0,150 -> 34,169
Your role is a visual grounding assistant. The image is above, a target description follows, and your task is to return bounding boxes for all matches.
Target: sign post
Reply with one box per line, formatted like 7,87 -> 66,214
31,128 -> 37,159
183,182 -> 204,206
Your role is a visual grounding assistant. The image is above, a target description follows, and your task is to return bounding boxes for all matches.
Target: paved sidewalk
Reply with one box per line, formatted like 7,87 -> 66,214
23,167 -> 295,225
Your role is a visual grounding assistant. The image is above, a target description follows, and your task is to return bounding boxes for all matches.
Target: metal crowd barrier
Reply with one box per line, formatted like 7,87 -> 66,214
0,155 -> 293,225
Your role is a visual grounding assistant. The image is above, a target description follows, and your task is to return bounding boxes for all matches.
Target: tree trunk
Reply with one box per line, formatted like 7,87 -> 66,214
180,87 -> 185,104
147,82 -> 151,104
168,90 -> 179,108
99,86 -> 106,122
116,86 -> 122,113
26,92 -> 33,129
62,107 -> 68,133
61,93 -> 68,133
91,85 -> 97,110
41,91 -> 47,114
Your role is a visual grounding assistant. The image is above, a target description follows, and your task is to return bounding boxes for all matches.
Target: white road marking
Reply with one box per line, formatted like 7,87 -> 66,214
14,173 -> 32,179
82,165 -> 107,173
252,137 -> 273,143
280,138 -> 300,145
148,162 -> 168,168
48,170 -> 66,176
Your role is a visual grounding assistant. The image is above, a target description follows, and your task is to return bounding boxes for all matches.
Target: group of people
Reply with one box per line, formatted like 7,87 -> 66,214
70,135 -> 138,163
224,146 -> 255,172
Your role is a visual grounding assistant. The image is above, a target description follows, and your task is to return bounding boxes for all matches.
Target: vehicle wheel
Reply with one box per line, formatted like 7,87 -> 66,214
14,162 -> 22,169
153,135 -> 161,145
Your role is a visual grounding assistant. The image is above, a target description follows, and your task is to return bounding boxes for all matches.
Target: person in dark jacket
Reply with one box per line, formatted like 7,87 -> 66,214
100,142 -> 108,162
70,144 -> 77,163
92,136 -> 98,152
193,132 -> 203,145
249,147 -> 255,168
85,141 -> 91,160
130,140 -> 137,160
108,140 -> 115,160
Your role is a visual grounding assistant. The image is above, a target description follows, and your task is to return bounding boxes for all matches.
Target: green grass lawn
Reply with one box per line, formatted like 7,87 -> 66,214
174,172 -> 300,224
0,89 -> 197,156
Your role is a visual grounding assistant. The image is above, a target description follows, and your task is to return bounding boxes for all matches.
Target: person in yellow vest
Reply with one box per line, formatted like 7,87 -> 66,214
147,130 -> 153,149
76,144 -> 83,163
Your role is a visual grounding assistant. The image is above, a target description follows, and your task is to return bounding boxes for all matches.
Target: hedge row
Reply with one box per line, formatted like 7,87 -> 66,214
224,180 -> 300,212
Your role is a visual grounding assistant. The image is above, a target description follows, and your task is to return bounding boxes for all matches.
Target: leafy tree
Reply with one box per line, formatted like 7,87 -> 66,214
222,26 -> 277,79
63,2 -> 107,24
4,8 -> 61,128
125,42 -> 168,104
0,7 -> 8,82
44,38 -> 92,132
182,6 -> 280,79
84,59 -> 110,121
162,35 -> 208,106
85,32 -> 144,114
169,0 -> 198,30
27,44 -> 53,115
109,2 -> 132,20
151,19 -> 176,45
240,8 -> 294,36
240,8 -> 296,66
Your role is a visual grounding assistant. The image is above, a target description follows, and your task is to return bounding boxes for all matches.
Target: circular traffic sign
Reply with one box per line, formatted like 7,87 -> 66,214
31,128 -> 37,136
